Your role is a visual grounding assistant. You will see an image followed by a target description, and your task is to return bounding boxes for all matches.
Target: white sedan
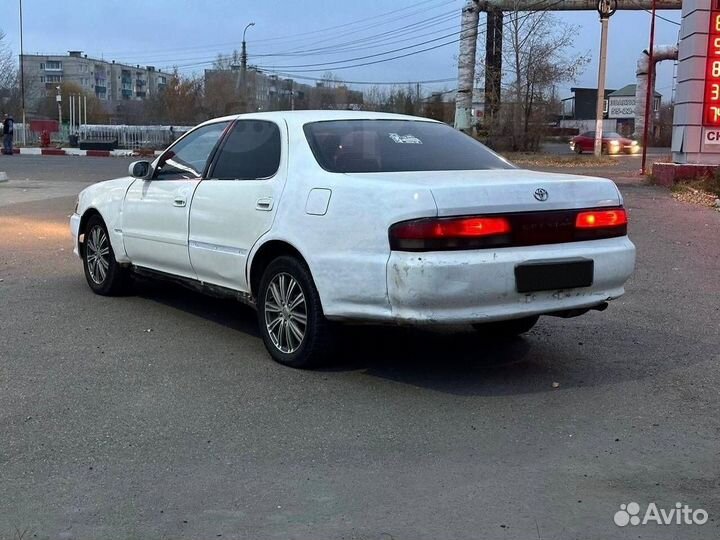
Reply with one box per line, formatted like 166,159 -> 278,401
70,111 -> 635,368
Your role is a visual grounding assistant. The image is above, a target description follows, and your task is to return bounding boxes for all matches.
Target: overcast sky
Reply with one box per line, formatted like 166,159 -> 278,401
1,0 -> 682,101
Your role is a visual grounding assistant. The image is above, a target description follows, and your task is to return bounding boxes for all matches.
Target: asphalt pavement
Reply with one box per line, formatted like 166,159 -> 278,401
1,155 -> 719,540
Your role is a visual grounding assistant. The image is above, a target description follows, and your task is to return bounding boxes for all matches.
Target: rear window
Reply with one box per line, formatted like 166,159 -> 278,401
303,119 -> 514,173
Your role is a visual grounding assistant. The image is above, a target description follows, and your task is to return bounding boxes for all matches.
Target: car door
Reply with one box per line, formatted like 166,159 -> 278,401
122,121 -> 230,278
581,131 -> 594,151
188,119 -> 285,292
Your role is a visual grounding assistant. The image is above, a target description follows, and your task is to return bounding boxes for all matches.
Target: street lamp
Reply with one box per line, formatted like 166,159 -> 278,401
241,22 -> 255,73
239,22 -> 255,112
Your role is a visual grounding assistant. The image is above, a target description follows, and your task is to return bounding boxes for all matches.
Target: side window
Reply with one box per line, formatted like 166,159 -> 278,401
211,120 -> 281,180
154,121 -> 230,180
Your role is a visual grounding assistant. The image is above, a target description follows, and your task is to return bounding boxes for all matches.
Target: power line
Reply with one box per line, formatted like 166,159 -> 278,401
255,38 -> 464,73
645,10 -> 680,25
256,70 -> 458,86
251,26 -> 480,70
168,13 -> 479,71
97,0 -> 458,60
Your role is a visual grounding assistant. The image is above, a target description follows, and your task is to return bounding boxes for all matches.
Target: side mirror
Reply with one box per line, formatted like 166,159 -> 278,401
129,160 -> 152,179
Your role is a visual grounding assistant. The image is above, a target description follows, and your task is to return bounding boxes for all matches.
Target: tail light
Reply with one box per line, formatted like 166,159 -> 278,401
389,216 -> 512,251
575,209 -> 627,228
390,207 -> 627,251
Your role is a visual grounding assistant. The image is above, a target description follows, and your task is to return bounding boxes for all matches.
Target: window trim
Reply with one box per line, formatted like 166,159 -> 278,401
206,119 -> 284,181
151,119 -> 233,181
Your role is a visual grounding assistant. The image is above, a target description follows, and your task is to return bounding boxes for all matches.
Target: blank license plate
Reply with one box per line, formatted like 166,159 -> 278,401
515,259 -> 594,293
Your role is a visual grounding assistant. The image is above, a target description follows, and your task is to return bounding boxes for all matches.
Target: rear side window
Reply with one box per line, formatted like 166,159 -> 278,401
303,119 -> 514,173
212,120 -> 281,180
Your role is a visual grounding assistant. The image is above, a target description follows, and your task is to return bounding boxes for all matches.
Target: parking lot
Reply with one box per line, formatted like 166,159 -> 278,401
1,154 -> 719,539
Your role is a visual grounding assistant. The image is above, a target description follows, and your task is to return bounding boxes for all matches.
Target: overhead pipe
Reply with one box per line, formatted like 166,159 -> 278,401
475,0 -> 680,10
634,44 -> 678,139
454,0 -> 682,131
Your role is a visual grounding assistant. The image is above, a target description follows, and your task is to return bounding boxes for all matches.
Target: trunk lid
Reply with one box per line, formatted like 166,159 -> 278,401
346,169 -> 622,216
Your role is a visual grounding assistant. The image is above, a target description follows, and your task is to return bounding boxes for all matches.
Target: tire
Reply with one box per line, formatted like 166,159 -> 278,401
256,256 -> 334,368
574,145 -> 582,154
472,315 -> 539,338
82,215 -> 130,296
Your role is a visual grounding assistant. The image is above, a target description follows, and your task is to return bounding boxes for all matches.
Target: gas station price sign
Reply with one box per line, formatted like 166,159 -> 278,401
704,2 -> 720,125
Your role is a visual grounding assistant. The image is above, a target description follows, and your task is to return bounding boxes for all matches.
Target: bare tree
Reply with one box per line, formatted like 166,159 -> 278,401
34,81 -> 108,123
478,6 -> 589,150
145,68 -> 204,124
0,30 -> 19,114
362,85 -> 423,115
212,50 -> 242,70
0,30 -> 15,89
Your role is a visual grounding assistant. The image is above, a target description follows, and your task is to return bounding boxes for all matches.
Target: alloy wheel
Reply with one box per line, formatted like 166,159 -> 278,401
264,272 -> 307,354
85,225 -> 110,284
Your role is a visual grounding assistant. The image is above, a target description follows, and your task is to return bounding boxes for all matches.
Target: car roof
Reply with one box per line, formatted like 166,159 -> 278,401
198,109 -> 443,128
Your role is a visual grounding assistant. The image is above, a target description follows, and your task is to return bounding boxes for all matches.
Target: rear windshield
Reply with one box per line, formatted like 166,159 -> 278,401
303,119 -> 515,173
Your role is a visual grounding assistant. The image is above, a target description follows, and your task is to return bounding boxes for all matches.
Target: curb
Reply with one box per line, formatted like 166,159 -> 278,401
6,148 -> 163,158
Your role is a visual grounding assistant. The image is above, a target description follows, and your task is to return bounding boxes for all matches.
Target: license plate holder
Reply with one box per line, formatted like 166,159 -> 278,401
515,258 -> 594,293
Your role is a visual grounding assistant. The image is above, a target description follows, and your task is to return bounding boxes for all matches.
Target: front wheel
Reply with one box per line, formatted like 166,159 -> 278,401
472,315 -> 539,338
257,256 -> 334,368
82,215 -> 130,295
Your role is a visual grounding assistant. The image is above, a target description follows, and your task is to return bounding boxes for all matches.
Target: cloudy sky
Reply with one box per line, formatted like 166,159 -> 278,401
2,0 -> 681,101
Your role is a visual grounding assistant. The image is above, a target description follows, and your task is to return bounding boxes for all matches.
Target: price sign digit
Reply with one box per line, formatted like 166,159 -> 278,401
704,11 -> 720,126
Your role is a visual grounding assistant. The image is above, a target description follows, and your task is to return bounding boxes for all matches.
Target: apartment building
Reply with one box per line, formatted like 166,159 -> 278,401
21,51 -> 168,108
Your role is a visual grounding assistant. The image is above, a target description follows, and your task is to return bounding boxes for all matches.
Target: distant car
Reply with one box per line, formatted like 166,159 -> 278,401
70,111 -> 635,368
570,131 -> 640,154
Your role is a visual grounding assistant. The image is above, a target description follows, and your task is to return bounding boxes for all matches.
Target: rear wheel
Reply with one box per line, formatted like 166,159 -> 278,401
257,256 -> 334,368
82,215 -> 130,296
472,315 -> 539,338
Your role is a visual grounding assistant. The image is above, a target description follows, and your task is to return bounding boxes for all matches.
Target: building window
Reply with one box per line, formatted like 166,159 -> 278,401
45,61 -> 62,71
39,62 -> 45,70
46,75 -> 62,83
40,76 -> 45,83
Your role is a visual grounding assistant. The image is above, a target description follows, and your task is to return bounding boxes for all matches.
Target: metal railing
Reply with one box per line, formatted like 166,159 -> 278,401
13,124 -> 194,150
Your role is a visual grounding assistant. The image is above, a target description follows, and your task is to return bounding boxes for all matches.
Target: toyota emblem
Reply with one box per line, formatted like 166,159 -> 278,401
533,188 -> 549,201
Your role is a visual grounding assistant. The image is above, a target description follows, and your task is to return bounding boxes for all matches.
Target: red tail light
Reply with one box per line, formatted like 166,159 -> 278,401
389,207 -> 627,252
575,209 -> 627,229
389,217 -> 512,251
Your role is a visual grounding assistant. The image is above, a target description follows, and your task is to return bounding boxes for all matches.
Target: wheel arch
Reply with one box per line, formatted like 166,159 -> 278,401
248,239 -> 310,299
77,207 -> 103,256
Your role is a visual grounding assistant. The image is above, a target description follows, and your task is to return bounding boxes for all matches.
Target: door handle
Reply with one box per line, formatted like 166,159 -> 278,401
173,197 -> 187,207
256,197 -> 274,211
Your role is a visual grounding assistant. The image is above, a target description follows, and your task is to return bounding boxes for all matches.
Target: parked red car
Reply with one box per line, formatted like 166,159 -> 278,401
570,131 -> 640,155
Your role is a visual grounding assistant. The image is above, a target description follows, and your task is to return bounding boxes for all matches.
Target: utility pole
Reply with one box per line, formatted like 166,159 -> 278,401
640,0 -> 657,174
454,0 -> 480,131
19,0 -> 26,146
593,0 -> 617,156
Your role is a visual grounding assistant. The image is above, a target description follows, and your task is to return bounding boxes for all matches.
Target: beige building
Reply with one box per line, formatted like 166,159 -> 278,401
21,51 -> 168,108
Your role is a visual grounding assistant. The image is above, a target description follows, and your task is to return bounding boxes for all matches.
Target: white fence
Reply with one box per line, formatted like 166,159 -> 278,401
558,119 -> 618,134
13,123 -> 194,149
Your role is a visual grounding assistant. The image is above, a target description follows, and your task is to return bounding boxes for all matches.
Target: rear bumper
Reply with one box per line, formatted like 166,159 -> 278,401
386,236 -> 635,324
